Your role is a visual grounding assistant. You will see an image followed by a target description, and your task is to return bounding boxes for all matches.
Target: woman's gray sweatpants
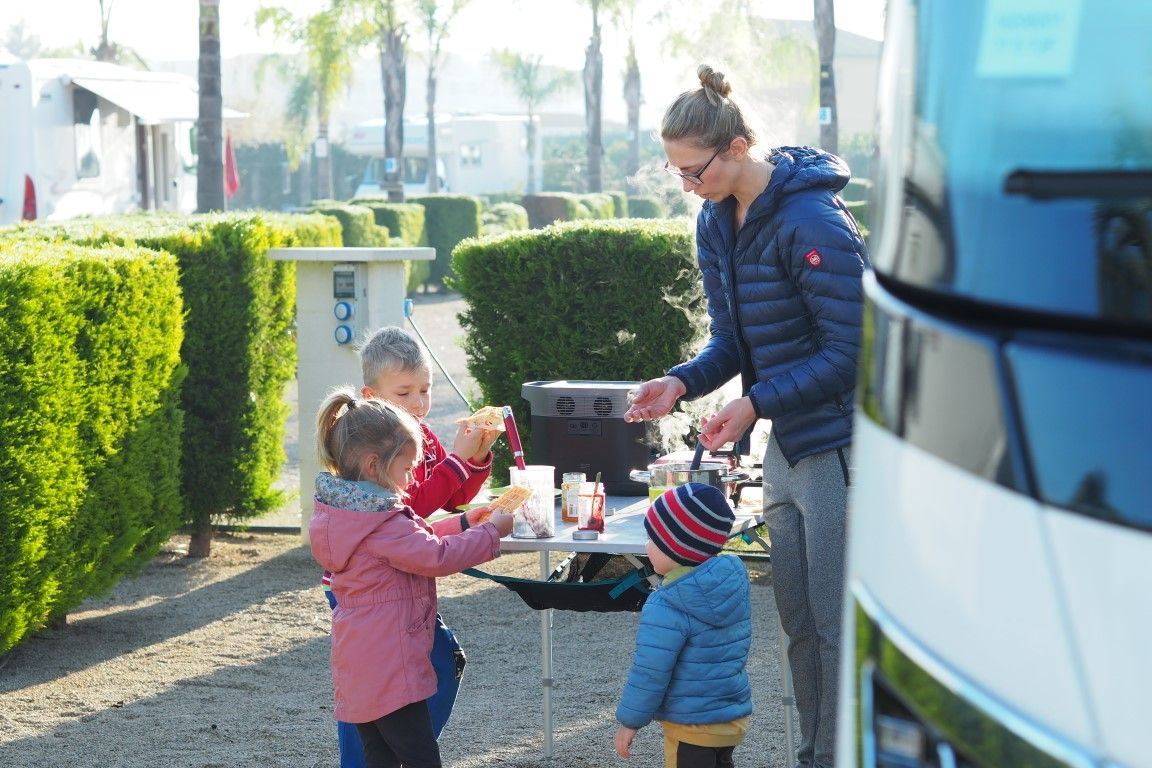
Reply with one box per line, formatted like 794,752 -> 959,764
762,434 -> 850,768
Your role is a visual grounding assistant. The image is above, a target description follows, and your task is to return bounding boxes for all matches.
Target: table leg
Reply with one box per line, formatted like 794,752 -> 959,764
777,613 -> 797,767
539,551 -> 554,758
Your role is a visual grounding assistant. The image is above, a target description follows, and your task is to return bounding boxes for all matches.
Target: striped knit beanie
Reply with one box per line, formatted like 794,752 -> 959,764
645,483 -> 735,566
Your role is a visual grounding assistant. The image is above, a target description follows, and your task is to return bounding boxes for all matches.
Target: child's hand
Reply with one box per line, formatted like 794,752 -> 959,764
614,725 -> 637,759
469,427 -> 501,463
465,507 -> 492,528
451,424 -> 485,461
487,510 -> 514,537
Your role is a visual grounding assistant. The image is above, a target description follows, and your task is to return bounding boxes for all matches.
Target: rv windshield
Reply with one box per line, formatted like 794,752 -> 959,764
873,0 -> 1152,328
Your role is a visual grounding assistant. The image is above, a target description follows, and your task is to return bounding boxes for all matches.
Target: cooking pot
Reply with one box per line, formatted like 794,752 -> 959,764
629,461 -> 750,497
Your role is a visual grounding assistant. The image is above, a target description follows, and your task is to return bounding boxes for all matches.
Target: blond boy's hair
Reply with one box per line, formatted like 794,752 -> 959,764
359,326 -> 430,389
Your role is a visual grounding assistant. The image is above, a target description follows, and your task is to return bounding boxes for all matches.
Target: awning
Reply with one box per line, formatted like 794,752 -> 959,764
71,74 -> 246,125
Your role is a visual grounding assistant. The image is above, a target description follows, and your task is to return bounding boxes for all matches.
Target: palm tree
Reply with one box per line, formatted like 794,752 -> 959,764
337,0 -> 409,202
814,0 -> 838,152
92,0 -> 149,67
197,0 -> 224,216
415,0 -> 470,194
256,4 -> 356,200
582,0 -> 605,192
492,49 -> 577,194
615,0 -> 643,195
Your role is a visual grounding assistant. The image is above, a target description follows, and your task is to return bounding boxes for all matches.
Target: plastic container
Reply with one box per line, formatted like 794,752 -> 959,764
509,465 -> 556,538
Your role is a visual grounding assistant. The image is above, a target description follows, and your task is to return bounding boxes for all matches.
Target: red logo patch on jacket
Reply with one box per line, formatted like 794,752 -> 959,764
804,248 -> 823,267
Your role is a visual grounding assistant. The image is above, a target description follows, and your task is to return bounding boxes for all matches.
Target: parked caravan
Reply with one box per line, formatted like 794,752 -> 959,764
838,2 -> 1152,767
346,113 -> 540,197
0,58 -> 240,225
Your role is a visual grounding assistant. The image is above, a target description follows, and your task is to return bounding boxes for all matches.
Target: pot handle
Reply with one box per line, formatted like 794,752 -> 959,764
720,471 -> 751,484
629,469 -> 652,483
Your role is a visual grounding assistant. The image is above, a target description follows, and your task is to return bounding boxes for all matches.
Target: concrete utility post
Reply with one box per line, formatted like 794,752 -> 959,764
268,246 -> 434,542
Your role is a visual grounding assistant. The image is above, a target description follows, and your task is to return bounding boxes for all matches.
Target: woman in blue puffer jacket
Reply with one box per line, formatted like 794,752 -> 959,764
624,64 -> 867,768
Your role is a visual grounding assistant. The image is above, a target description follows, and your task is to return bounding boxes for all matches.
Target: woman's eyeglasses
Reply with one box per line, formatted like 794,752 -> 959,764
664,145 -> 725,186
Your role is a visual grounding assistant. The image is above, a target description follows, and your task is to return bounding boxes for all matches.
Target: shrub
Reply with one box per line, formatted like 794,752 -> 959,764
349,199 -> 431,292
0,239 -> 184,652
309,201 -> 391,246
626,196 -> 667,219
450,218 -> 706,481
409,194 -> 482,291
482,202 -> 530,236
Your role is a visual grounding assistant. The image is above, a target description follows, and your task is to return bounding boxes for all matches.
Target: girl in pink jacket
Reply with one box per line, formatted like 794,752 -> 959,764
309,387 -> 514,768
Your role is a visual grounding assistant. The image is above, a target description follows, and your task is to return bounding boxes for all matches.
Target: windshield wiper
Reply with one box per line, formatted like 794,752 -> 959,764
1004,169 -> 1152,199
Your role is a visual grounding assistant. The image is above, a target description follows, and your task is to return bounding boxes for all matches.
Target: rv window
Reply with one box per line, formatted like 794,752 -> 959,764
404,157 -> 428,184
460,144 -> 482,167
73,89 -> 103,179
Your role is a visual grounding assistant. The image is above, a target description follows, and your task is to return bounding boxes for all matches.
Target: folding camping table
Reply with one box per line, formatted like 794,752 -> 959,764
496,495 -> 775,759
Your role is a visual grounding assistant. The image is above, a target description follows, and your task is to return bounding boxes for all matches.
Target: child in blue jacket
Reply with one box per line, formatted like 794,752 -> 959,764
615,483 -> 753,768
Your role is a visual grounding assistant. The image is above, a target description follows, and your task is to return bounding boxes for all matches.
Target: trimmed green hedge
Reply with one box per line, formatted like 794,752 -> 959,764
12,213 -> 340,548
449,218 -> 706,481
408,194 -> 483,291
481,202 -> 530,236
626,195 -> 668,219
0,239 -> 184,653
349,198 -> 431,293
309,201 -> 391,246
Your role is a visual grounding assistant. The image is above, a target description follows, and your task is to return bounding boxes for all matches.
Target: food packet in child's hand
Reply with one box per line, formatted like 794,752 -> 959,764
454,405 -> 506,431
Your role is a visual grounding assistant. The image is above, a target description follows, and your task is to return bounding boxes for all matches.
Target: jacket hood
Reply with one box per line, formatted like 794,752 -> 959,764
309,473 -> 404,573
660,555 -> 749,627
768,145 -> 850,197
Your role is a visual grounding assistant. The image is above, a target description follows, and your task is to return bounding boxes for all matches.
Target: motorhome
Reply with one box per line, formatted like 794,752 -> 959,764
0,58 -> 240,225
345,112 -> 540,197
839,2 -> 1152,767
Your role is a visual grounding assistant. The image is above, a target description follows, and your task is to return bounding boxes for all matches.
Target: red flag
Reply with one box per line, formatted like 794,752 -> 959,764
224,133 -> 240,199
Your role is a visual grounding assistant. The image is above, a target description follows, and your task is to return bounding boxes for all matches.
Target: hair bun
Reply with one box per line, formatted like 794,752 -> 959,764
697,64 -> 733,100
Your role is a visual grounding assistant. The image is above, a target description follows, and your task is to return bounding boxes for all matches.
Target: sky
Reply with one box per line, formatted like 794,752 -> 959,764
6,0 -> 886,132
9,0 -> 885,64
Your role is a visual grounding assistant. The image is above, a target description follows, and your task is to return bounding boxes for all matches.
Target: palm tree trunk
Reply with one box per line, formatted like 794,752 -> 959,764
197,0 -> 224,214
525,113 -> 538,194
583,1 -> 603,193
426,69 -> 439,193
381,30 -> 407,202
814,0 -> 838,153
623,40 -> 642,196
317,93 -> 334,200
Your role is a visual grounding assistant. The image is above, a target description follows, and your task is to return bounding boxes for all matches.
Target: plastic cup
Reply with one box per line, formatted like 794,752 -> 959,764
509,465 -> 556,538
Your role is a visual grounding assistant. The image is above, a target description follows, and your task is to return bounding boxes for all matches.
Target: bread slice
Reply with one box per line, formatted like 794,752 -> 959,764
489,485 -> 533,513
454,405 -> 506,431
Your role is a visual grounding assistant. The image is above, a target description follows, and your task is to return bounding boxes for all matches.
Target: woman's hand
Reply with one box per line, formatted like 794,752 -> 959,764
614,725 -> 637,758
698,396 -> 757,450
622,376 -> 686,422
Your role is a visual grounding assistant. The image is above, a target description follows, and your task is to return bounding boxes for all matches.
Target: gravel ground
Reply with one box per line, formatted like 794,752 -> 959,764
0,291 -> 792,768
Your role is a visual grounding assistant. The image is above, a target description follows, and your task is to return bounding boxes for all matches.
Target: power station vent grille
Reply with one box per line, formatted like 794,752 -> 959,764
522,380 -> 641,420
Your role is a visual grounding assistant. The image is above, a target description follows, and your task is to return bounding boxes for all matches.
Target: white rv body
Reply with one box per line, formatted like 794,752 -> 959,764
0,58 -> 238,225
346,113 -> 540,197
838,2 -> 1152,767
